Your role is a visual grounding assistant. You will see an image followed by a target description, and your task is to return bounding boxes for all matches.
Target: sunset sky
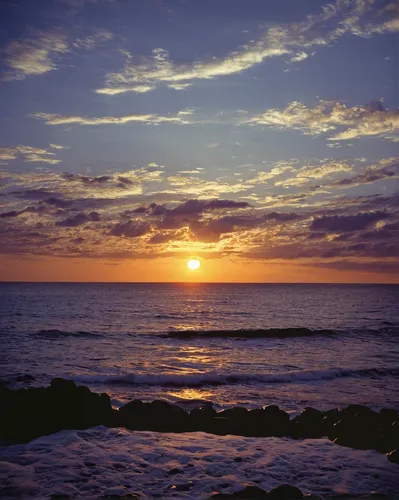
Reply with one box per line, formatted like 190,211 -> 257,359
0,0 -> 398,282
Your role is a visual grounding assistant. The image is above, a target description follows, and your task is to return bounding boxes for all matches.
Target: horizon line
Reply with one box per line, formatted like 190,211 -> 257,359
0,280 -> 397,285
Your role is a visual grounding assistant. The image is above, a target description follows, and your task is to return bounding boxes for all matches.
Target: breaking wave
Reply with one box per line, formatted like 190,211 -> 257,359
71,366 -> 399,388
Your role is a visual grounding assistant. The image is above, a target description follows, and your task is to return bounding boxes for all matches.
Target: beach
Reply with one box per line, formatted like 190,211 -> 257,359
1,282 -> 399,498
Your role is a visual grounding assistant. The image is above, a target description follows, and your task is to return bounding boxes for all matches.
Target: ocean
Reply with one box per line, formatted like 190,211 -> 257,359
1,282 -> 399,498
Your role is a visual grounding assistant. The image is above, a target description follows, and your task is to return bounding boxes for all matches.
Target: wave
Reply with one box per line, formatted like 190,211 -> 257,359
71,366 -> 399,388
33,329 -> 103,339
164,327 -> 337,339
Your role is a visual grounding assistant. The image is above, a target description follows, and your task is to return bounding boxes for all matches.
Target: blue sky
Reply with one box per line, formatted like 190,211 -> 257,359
0,0 -> 398,281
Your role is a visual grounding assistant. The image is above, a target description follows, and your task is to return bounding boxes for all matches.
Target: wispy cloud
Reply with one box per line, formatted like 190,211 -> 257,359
95,0 -> 399,94
3,27 -> 114,81
72,30 -> 113,50
3,31 -> 69,80
31,111 -> 192,126
95,44 -> 287,95
244,100 -> 399,142
0,145 -> 62,164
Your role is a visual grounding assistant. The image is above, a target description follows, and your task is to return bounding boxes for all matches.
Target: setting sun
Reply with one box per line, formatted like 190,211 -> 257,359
187,259 -> 200,270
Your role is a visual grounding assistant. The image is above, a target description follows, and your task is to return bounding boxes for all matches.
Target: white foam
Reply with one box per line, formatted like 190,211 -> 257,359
1,427 -> 398,499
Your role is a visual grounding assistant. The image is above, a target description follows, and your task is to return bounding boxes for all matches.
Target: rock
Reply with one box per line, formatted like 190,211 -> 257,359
146,400 -> 190,432
189,405 -> 218,431
235,485 -> 269,498
387,448 -> 399,464
267,484 -> 303,499
290,407 -> 324,438
208,417 -> 230,435
328,405 -> 380,451
378,408 -> 398,426
50,377 -> 77,392
0,378 -> 114,444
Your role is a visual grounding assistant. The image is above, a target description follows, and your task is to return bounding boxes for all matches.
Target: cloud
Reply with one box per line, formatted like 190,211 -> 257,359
0,149 -> 18,161
56,211 -> 100,227
3,31 -> 69,80
0,145 -> 62,164
297,160 -> 353,179
311,211 -> 390,232
109,220 -> 150,238
72,30 -> 113,50
167,83 -> 193,91
31,111 -> 191,126
289,52 -> 309,63
331,157 -> 398,187
95,85 -> 156,95
244,99 -> 399,142
95,44 -> 287,95
49,144 -> 68,150
95,0 -> 398,94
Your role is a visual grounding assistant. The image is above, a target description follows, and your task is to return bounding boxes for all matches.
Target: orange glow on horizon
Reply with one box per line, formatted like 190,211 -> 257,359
0,255 -> 397,284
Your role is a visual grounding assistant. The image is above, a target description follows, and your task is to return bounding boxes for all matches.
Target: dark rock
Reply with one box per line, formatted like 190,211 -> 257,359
256,406 -> 290,437
208,417 -> 230,435
267,484 -> 303,499
378,408 -> 398,426
233,457 -> 243,462
290,407 -> 324,438
328,405 -> 380,451
50,377 -> 77,392
189,405 -> 218,431
235,485 -> 269,498
387,448 -> 399,464
0,378 -> 114,444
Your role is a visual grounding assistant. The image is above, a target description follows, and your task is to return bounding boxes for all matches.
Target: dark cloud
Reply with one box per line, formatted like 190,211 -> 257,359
61,172 -> 139,190
190,215 -> 264,241
109,220 -> 150,238
172,199 -> 250,215
56,211 -> 101,227
334,167 -> 397,187
311,211 -> 390,232
0,206 -> 45,218
62,172 -> 111,184
131,199 -> 251,217
43,197 -> 72,208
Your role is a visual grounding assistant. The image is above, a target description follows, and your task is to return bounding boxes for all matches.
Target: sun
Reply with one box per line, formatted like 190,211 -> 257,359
187,259 -> 200,270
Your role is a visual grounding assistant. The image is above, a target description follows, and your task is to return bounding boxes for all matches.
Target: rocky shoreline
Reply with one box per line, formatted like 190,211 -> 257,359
0,378 -> 398,466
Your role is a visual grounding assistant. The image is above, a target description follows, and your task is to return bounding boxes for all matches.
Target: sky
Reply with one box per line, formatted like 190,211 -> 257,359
0,0 -> 398,283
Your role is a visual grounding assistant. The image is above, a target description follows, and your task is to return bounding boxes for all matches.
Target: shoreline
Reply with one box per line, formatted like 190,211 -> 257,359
1,378 -> 398,459
1,378 -> 399,499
